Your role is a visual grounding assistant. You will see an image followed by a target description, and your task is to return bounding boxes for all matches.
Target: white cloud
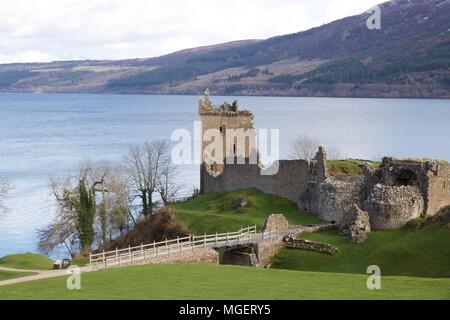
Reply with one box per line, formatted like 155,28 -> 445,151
0,0 -> 383,63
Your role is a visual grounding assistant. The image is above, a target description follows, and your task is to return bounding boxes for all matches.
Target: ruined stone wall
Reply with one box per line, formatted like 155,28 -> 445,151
376,158 -> 450,217
425,160 -> 450,215
317,176 -> 365,224
285,238 -> 339,255
150,248 -> 219,265
253,238 -> 284,268
364,184 -> 425,230
262,214 -> 290,232
201,159 -> 312,205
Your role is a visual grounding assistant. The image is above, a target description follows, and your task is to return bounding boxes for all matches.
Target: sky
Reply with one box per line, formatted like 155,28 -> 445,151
0,0 -> 383,63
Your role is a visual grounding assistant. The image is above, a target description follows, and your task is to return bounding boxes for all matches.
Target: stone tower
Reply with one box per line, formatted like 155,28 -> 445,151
199,89 -> 255,180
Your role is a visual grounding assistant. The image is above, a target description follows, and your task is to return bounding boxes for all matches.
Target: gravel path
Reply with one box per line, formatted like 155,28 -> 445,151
0,266 -> 95,287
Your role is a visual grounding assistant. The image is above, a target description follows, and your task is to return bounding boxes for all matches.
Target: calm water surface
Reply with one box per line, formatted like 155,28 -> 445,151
1,93 -> 449,257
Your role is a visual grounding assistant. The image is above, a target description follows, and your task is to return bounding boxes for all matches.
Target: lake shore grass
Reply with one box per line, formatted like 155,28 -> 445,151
0,264 -> 448,300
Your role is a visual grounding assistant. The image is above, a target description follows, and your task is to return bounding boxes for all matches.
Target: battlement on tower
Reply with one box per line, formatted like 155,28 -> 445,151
198,89 -> 253,117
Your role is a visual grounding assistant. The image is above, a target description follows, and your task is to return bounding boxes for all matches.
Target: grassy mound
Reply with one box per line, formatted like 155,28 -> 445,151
271,225 -> 450,278
326,159 -> 380,177
170,188 -> 321,234
0,253 -> 53,270
0,264 -> 448,300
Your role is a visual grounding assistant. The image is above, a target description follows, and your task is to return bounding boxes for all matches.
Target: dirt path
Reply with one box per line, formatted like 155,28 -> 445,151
0,265 -> 95,287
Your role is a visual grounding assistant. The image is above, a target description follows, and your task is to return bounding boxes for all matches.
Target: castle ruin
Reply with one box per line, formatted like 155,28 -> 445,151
199,93 -> 450,231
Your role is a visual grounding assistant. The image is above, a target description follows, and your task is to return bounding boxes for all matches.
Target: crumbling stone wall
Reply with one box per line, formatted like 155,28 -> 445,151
201,159 -> 314,205
340,204 -> 371,243
317,176 -> 365,225
424,160 -> 450,215
150,248 -> 219,265
364,184 -> 425,230
284,238 -> 338,255
201,150 -> 328,209
253,238 -> 284,267
262,214 -> 289,232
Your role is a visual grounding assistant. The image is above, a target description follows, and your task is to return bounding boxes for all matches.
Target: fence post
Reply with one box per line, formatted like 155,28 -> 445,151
204,233 -> 206,248
89,252 -> 92,264
141,243 -> 144,256
102,249 -> 106,268
215,232 -> 218,247
192,235 -> 195,248
116,248 -> 119,263
128,245 -> 131,264
226,231 -> 229,246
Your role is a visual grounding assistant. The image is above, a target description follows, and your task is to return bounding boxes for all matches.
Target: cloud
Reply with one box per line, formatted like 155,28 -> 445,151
0,0 -> 383,63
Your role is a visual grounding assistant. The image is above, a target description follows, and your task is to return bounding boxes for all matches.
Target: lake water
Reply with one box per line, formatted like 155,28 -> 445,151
1,93 -> 449,258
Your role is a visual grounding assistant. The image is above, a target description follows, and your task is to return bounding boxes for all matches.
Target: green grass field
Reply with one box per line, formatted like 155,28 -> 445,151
272,225 -> 450,278
0,264 -> 448,300
1,189 -> 448,300
0,253 -> 53,270
171,188 -> 321,234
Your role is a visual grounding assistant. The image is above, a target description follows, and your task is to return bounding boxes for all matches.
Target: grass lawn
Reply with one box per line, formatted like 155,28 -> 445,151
171,188 -> 322,234
0,270 -> 34,281
272,225 -> 450,278
0,253 -> 53,270
0,264 -> 448,300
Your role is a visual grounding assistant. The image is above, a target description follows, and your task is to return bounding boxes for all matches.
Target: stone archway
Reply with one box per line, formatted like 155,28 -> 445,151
394,169 -> 418,187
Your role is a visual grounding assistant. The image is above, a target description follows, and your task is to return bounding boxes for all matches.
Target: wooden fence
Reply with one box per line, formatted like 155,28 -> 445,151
89,225 -> 280,269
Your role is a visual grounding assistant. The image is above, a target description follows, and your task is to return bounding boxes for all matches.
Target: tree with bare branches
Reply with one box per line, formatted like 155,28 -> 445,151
290,135 -> 319,160
124,140 -> 171,217
40,161 -> 132,256
290,135 -> 343,160
157,161 -> 183,206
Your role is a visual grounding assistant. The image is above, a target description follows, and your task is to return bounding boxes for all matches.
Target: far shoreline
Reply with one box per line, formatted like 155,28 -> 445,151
1,91 -> 450,101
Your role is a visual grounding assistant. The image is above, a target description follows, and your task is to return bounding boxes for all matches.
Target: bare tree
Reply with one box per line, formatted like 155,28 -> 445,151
95,163 -> 129,249
0,177 -> 12,216
327,145 -> 343,160
290,135 -> 319,160
37,207 -> 78,258
157,162 -> 183,206
124,140 -> 170,217
41,161 -> 132,256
